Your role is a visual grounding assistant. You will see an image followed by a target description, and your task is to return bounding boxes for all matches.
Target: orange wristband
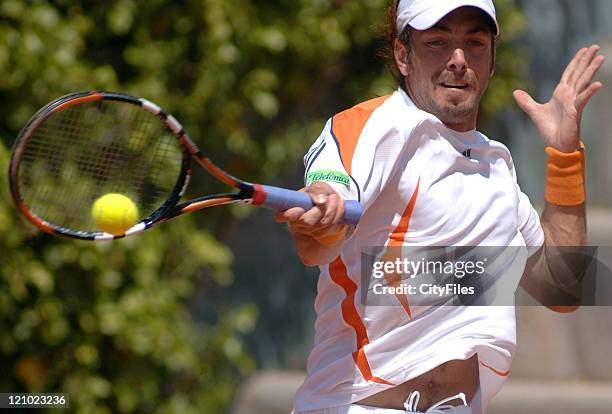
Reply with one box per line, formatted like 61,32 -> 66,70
312,226 -> 347,246
544,143 -> 586,206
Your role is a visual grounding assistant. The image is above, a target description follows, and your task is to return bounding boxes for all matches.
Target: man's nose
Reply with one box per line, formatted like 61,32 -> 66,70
447,48 -> 467,74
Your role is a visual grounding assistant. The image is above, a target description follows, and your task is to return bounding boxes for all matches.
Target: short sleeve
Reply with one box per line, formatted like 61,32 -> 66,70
304,119 -> 360,202
512,167 -> 545,256
304,93 -> 419,211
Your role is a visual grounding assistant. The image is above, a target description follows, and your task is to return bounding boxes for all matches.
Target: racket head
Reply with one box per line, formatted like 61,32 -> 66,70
9,91 -> 192,240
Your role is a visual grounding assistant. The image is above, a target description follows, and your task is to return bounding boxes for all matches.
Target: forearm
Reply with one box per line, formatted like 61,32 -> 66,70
539,202 -> 587,299
541,202 -> 586,246
540,143 -> 588,294
521,147 -> 588,306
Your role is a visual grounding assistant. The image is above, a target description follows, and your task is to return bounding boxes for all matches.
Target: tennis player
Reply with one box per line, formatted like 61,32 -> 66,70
276,0 -> 605,413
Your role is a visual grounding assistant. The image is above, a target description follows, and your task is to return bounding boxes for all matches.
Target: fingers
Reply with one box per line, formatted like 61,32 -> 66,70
314,193 -> 345,225
576,81 -> 603,114
564,47 -> 592,86
295,193 -> 343,230
274,207 -> 306,223
561,47 -> 587,85
277,181 -> 349,241
308,180 -> 336,197
331,194 -> 346,225
304,181 -> 344,227
564,45 -> 604,91
513,89 -> 539,117
275,184 -> 327,225
296,203 -> 326,228
289,208 -> 344,240
575,54 -> 606,94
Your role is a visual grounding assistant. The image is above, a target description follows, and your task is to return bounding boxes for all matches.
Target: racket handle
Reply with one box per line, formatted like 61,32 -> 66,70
255,185 -> 361,225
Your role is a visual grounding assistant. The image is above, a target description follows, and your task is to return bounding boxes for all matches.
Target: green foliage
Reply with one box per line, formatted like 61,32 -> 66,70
481,0 -> 529,123
0,141 -> 256,413
0,0 -> 528,412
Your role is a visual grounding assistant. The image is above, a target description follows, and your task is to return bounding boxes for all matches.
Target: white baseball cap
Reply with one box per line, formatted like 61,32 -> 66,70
396,0 -> 499,36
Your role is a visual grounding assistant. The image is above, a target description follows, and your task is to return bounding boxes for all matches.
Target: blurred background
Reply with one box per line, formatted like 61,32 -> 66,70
0,0 -> 610,413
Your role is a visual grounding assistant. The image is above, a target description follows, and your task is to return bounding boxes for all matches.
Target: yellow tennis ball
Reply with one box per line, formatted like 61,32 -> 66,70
92,193 -> 139,235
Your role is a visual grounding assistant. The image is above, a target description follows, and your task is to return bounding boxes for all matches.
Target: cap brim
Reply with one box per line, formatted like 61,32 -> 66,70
409,2 -> 499,35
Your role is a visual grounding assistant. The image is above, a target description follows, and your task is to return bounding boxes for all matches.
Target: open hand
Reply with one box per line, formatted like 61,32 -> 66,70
513,45 -> 605,152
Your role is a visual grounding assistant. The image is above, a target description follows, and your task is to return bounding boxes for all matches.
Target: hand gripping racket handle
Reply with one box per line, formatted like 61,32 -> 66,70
253,185 -> 361,225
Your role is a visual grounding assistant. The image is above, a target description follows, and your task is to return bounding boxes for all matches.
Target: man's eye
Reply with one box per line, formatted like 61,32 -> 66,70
468,39 -> 486,47
427,40 -> 445,47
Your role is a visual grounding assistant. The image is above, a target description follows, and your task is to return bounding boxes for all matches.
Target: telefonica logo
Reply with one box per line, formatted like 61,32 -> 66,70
307,170 -> 350,187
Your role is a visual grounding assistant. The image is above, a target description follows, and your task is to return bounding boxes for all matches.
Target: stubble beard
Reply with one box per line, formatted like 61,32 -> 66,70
432,95 -> 479,126
409,83 -> 481,129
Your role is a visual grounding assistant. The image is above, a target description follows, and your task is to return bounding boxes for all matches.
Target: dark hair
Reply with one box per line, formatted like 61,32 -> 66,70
380,0 -> 408,86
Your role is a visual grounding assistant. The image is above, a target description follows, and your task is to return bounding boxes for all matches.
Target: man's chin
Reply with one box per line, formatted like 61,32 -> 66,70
435,91 -> 478,110
440,102 -> 476,116
431,101 -> 478,127
442,93 -> 475,107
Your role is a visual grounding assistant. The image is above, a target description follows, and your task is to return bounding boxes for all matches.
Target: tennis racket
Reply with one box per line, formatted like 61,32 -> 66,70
8,91 -> 361,241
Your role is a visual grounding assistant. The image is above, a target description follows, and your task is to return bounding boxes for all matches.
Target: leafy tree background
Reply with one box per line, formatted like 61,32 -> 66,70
0,0 -> 526,412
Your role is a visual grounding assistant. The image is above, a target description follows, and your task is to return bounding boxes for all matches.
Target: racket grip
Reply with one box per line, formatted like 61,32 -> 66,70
255,185 -> 361,225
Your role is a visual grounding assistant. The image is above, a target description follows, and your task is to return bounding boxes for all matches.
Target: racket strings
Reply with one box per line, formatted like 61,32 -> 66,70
18,100 -> 184,232
135,117 -> 182,208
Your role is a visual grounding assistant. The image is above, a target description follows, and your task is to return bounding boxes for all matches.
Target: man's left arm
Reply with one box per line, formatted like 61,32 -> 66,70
513,45 -> 605,308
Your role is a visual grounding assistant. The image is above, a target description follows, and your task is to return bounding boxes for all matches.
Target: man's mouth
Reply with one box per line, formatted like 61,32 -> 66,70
441,82 -> 469,89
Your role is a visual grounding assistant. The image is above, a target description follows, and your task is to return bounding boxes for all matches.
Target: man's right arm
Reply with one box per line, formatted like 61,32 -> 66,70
275,181 -> 348,266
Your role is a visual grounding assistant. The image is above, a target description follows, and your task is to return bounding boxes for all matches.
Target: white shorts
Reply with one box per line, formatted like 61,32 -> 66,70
293,389 -> 476,414
293,405 -> 471,414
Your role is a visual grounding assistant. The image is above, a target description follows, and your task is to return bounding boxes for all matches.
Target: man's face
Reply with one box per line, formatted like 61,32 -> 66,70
394,7 -> 495,131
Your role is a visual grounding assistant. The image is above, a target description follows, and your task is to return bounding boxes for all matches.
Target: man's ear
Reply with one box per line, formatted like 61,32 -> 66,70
394,38 -> 410,77
489,42 -> 497,78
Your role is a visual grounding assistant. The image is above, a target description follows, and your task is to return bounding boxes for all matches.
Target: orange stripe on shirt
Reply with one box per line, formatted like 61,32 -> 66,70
329,257 -> 395,386
388,178 -> 421,247
332,95 -> 392,174
480,361 -> 510,377
382,178 -> 421,319
353,348 -> 395,386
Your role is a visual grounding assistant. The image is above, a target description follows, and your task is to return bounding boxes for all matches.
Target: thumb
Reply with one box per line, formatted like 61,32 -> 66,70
513,89 -> 539,117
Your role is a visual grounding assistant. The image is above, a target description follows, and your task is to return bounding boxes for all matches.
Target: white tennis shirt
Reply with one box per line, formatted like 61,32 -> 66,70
293,89 -> 544,414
